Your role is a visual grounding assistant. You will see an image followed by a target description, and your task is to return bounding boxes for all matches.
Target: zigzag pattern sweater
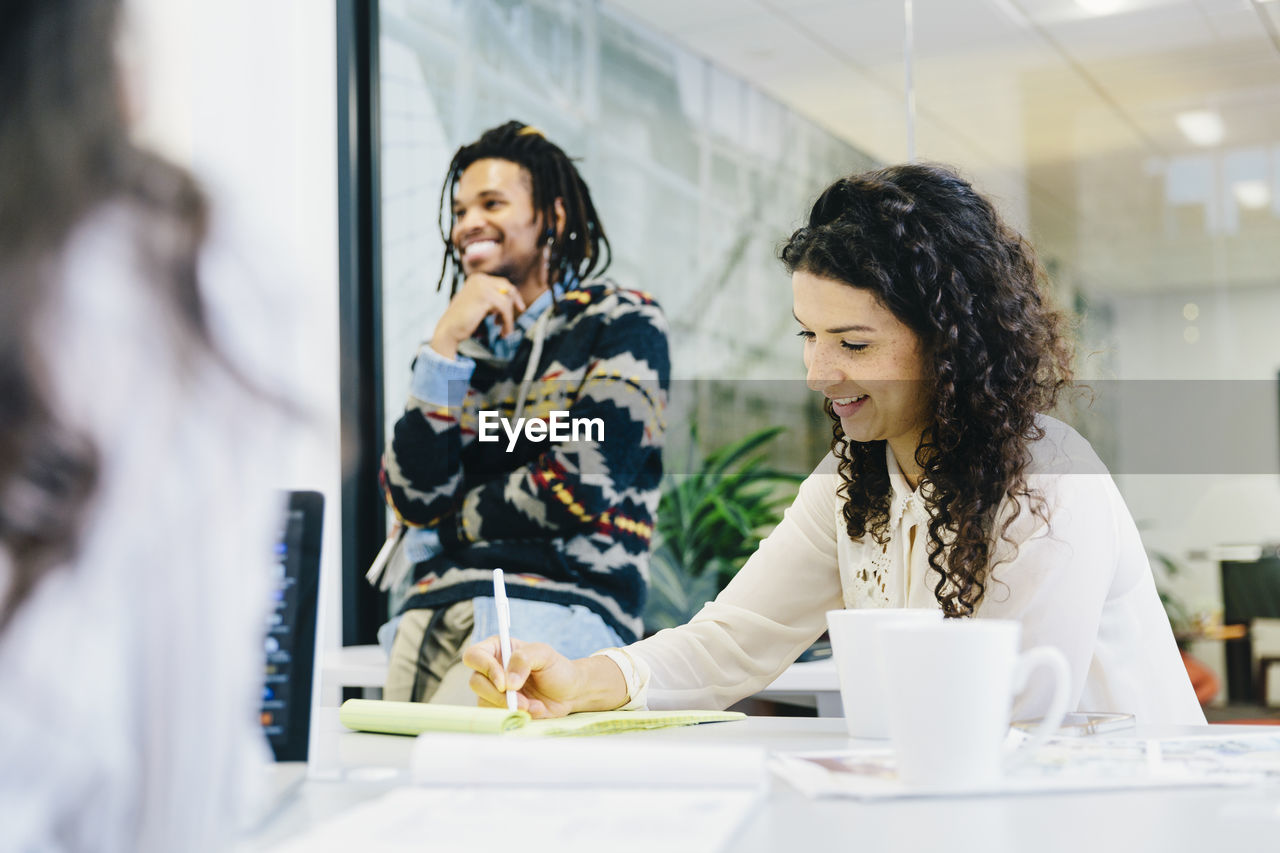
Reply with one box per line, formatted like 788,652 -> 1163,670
382,281 -> 670,643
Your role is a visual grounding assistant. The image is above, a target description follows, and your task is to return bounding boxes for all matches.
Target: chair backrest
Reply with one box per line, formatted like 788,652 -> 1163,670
1221,554 -> 1280,703
261,490 -> 324,761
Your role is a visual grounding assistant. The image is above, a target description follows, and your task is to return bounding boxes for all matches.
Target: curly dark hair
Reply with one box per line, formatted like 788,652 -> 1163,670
0,0 -> 218,629
437,120 -> 610,295
780,163 -> 1074,617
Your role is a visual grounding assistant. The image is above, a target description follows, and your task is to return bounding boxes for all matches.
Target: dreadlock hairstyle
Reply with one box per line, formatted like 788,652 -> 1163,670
780,163 -> 1074,617
436,120 -> 610,295
0,0 -> 220,629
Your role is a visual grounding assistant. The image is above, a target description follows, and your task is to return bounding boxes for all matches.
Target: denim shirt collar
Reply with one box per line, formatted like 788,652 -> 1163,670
481,275 -> 571,360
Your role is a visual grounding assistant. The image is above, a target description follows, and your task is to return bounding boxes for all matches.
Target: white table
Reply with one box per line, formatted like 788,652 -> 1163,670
752,658 -> 840,715
318,644 -> 386,704
244,710 -> 1280,851
320,645 -> 842,714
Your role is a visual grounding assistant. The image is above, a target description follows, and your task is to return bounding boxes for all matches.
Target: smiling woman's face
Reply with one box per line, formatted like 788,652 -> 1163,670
792,270 -> 934,482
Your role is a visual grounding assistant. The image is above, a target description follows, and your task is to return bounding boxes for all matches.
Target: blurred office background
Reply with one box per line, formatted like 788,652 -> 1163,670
126,0 -> 1280,703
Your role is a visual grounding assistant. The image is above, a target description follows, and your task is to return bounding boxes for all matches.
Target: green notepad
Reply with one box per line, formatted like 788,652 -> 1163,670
338,699 -> 745,737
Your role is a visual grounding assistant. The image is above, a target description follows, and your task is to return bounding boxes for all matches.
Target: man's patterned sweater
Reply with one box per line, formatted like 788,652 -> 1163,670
382,280 -> 670,643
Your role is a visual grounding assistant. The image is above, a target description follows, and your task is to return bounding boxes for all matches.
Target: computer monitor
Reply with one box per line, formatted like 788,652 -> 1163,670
261,490 -> 323,762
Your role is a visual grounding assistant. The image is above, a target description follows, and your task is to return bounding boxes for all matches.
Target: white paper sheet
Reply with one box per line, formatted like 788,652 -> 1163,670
770,732 -> 1280,800
264,786 -> 759,853
410,732 -> 768,789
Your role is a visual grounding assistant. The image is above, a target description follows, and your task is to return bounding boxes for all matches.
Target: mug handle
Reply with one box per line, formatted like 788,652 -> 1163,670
1008,645 -> 1071,751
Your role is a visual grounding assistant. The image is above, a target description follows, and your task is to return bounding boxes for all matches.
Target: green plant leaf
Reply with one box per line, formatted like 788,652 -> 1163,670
703,428 -> 787,482
645,423 -> 803,635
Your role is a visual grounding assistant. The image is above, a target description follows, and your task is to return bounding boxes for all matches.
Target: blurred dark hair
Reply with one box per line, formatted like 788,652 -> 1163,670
780,163 -> 1074,617
0,0 -> 217,627
436,120 -> 610,295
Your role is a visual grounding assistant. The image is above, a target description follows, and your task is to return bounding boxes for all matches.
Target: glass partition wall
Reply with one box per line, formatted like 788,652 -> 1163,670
893,0 -> 1280,679
367,0 -> 1280,684
374,0 -> 881,617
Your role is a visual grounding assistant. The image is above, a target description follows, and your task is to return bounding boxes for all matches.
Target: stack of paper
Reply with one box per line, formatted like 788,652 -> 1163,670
338,698 -> 745,737
266,732 -> 767,853
265,786 -> 760,853
411,731 -> 767,789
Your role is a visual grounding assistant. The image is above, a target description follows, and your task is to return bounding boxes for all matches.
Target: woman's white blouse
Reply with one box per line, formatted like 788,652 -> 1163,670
626,416 -> 1205,725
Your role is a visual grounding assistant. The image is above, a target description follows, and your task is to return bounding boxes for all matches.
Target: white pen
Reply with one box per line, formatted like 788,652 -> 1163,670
492,569 -> 518,711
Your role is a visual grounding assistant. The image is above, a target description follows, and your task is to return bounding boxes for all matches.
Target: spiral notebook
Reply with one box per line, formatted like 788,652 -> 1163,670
338,699 -> 744,737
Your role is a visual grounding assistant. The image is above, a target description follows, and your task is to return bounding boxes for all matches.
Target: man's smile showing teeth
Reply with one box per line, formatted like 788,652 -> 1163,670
462,239 -> 498,261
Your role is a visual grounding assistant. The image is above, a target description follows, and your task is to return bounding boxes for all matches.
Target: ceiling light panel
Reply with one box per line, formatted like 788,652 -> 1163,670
1176,110 -> 1226,146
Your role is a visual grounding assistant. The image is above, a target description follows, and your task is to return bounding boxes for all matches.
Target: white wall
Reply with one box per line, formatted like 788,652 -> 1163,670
1109,284 -> 1280,607
1098,284 -> 1280,700
125,1 -> 344,664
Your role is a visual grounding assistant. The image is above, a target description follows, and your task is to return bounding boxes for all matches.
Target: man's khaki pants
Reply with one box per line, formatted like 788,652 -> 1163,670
384,601 -> 480,704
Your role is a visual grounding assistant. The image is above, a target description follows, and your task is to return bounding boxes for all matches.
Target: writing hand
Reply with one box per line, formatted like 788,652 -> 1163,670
463,636 -> 580,719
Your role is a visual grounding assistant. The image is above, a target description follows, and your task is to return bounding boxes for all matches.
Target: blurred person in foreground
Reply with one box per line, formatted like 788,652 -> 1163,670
0,1 -> 289,849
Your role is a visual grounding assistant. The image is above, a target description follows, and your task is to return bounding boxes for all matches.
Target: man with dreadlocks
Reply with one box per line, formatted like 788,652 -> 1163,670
377,121 -> 670,703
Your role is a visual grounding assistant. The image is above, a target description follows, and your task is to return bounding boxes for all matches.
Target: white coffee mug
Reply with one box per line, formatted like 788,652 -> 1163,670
826,608 -> 944,739
878,618 -> 1070,789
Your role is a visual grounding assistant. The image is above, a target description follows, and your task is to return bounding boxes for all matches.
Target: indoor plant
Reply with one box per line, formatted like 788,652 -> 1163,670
643,425 -> 803,633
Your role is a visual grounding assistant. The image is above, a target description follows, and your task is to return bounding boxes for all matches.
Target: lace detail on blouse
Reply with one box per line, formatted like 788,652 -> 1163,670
839,447 -> 930,609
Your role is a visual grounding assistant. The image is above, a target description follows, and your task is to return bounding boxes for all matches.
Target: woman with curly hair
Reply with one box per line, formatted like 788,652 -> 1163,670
463,163 -> 1204,726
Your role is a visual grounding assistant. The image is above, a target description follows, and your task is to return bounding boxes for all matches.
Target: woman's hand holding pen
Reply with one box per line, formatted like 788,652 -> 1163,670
463,637 -> 629,719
